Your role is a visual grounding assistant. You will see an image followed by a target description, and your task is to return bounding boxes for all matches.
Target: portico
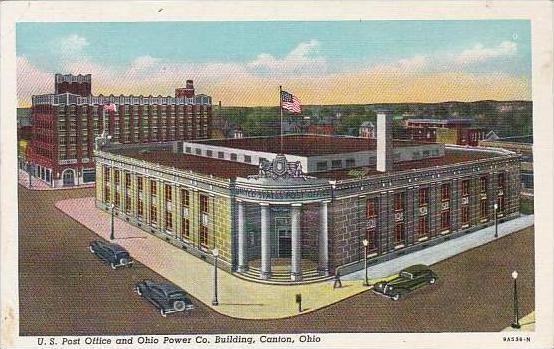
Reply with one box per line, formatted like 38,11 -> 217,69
236,198 -> 330,281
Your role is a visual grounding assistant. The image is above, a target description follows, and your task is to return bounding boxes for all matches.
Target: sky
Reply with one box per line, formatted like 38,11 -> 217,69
16,21 -> 531,107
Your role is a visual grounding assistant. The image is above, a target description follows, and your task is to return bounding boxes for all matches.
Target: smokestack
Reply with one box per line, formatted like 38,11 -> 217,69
376,109 -> 393,172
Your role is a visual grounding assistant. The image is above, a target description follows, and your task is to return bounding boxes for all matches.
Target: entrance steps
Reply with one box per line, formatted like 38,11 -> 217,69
235,260 -> 333,285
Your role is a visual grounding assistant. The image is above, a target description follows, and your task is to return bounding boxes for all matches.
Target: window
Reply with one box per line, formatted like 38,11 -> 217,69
137,176 -> 143,192
462,179 -> 470,196
462,205 -> 470,225
181,189 -> 190,207
181,218 -> 190,239
230,153 -> 238,161
441,210 -> 450,230
150,180 -> 157,197
206,150 -> 213,157
366,199 -> 377,218
395,223 -> 405,244
137,197 -> 144,219
480,199 -> 488,219
497,195 -> 505,213
150,204 -> 157,225
331,160 -> 343,169
200,225 -> 208,247
195,148 -> 201,155
164,184 -> 172,203
218,151 -> 224,159
419,187 -> 428,206
165,211 -> 173,231
345,158 -> 356,168
441,183 -> 450,201
498,173 -> 505,189
394,192 -> 405,211
103,166 -> 110,203
316,161 -> 328,171
365,228 -> 378,252
418,216 -> 429,237
244,155 -> 252,163
125,173 -> 131,214
480,176 -> 488,193
200,194 -> 209,214
185,146 -> 191,153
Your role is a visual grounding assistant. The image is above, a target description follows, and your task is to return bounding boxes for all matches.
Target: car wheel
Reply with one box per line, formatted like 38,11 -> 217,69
160,308 -> 167,317
119,257 -> 129,266
135,286 -> 142,296
392,293 -> 401,301
173,300 -> 186,312
89,246 -> 95,254
110,262 -> 117,270
429,277 -> 436,284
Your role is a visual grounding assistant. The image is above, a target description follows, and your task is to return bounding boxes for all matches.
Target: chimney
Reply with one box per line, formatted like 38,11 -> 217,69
376,109 -> 393,172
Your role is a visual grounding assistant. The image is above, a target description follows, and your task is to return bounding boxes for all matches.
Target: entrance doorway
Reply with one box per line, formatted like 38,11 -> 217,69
278,227 -> 291,258
62,169 -> 75,187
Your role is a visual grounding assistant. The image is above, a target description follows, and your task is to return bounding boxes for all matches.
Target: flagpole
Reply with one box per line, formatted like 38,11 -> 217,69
279,85 -> 283,154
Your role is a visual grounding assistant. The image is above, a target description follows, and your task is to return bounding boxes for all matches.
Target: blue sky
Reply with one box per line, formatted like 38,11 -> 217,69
16,20 -> 531,106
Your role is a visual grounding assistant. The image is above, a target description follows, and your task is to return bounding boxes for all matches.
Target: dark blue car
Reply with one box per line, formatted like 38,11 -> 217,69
89,240 -> 134,269
135,280 -> 194,317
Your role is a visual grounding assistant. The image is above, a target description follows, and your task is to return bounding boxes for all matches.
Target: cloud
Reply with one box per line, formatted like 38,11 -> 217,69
56,34 -> 90,55
456,41 -> 517,64
247,39 -> 327,76
17,40 -> 529,107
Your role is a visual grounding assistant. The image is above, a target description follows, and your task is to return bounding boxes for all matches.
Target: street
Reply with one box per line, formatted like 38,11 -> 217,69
18,186 -> 534,335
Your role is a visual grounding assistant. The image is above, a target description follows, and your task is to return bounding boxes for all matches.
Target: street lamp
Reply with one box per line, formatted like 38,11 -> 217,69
494,203 -> 499,238
362,239 -> 369,286
27,162 -> 32,188
212,248 -> 219,306
110,204 -> 115,240
511,270 -> 521,329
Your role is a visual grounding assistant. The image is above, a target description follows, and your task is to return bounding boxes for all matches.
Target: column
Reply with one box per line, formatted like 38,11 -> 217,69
318,201 -> 330,276
290,203 -> 302,281
237,200 -> 248,272
451,179 -> 459,232
405,187 -> 415,245
260,203 -> 271,279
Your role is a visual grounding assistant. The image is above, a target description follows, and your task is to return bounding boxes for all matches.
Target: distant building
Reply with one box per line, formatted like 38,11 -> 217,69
55,73 -> 91,96
27,74 -> 212,188
307,124 -> 335,136
233,127 -> 244,139
175,80 -> 195,98
359,121 -> 376,139
404,118 -> 485,146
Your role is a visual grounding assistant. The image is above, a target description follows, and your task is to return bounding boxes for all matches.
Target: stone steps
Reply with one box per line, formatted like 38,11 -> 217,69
236,265 -> 332,285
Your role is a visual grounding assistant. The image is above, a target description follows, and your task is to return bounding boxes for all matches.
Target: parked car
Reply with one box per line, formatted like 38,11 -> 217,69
89,240 -> 134,269
372,264 -> 438,301
135,280 -> 194,317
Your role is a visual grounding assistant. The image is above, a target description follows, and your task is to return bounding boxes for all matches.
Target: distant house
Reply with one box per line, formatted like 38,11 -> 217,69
485,130 -> 500,141
359,121 -> 376,139
403,118 -> 485,146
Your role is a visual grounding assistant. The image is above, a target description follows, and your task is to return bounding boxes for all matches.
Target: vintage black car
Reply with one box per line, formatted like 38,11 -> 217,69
89,240 -> 134,269
135,280 -> 194,316
372,264 -> 438,301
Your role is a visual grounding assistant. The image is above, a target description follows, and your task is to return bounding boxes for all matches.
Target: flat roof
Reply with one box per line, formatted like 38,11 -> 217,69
193,135 -> 428,157
110,147 -> 499,181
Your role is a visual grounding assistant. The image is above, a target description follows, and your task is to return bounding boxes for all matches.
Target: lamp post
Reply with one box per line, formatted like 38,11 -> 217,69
212,248 -> 219,306
362,239 -> 369,286
110,204 -> 115,240
511,270 -> 521,329
494,203 -> 499,238
27,162 -> 32,188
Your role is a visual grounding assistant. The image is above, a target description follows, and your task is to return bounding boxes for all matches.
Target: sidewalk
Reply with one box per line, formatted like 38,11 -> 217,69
503,312 -> 535,332
56,197 -> 534,320
18,169 -> 94,190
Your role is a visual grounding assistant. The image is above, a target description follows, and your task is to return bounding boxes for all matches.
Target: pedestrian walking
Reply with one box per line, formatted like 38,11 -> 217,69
333,271 -> 342,289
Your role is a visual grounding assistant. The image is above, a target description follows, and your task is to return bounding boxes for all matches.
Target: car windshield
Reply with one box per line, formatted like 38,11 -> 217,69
168,291 -> 184,298
400,271 -> 413,279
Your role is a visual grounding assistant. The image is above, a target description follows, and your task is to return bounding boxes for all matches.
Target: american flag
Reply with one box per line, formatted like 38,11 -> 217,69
281,90 -> 301,114
104,103 -> 117,112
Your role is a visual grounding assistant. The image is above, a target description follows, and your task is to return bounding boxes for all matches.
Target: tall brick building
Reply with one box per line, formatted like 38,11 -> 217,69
28,74 -> 212,187
94,111 -> 520,284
